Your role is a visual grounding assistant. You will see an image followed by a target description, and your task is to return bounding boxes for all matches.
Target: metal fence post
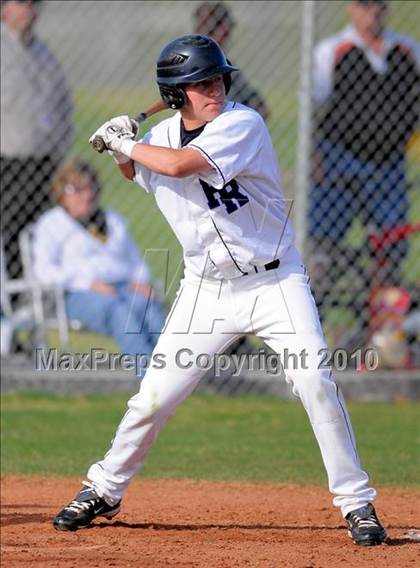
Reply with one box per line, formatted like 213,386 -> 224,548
295,0 -> 315,259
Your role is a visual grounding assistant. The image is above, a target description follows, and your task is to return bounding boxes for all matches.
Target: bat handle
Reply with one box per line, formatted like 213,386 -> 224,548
92,136 -> 106,153
133,112 -> 147,126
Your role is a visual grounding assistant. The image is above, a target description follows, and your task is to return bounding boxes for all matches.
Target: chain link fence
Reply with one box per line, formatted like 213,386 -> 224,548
307,0 -> 420,370
1,0 -> 419,371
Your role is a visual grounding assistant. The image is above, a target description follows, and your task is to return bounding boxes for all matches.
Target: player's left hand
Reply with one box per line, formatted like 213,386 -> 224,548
88,121 -> 134,152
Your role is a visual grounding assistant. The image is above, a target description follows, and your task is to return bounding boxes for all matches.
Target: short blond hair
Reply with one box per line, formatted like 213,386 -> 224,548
51,159 -> 100,203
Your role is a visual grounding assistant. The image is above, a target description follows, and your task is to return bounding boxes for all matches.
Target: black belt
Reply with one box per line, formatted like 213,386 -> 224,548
251,258 -> 280,274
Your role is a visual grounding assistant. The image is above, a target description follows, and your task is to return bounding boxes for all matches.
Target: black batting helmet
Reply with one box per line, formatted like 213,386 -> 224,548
156,34 -> 238,109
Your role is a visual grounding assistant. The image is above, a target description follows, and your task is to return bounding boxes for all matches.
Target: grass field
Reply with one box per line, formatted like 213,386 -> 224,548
2,393 -> 419,486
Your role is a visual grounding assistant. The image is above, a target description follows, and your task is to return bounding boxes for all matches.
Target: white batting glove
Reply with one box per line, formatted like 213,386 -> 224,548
108,115 -> 138,136
88,120 -> 112,144
101,117 -> 138,162
103,124 -> 136,154
89,122 -> 136,157
89,116 -> 135,141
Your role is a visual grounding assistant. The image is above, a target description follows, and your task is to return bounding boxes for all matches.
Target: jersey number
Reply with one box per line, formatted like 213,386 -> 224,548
199,179 -> 249,215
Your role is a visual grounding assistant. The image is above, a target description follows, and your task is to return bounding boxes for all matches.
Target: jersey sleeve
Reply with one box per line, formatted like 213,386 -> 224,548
133,131 -> 153,192
189,109 -> 264,189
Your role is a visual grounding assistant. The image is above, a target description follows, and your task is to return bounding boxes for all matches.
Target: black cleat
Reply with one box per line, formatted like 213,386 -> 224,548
53,483 -> 121,531
346,503 -> 387,546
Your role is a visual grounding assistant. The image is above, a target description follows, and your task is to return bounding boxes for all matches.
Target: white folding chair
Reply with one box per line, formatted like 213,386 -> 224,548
18,225 -> 72,350
1,236 -> 41,355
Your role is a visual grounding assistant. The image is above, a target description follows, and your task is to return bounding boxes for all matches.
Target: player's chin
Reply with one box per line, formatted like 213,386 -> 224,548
205,103 -> 223,120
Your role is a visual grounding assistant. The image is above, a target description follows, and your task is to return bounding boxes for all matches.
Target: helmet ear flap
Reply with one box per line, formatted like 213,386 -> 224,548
158,84 -> 186,109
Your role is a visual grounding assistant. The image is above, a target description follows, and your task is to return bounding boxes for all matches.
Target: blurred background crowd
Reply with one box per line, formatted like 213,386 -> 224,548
1,0 -> 419,371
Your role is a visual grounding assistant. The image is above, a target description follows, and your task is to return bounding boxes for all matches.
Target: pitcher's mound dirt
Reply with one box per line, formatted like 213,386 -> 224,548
1,477 -> 419,567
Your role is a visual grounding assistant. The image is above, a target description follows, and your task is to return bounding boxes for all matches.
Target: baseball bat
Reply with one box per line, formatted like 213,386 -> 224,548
91,99 -> 166,154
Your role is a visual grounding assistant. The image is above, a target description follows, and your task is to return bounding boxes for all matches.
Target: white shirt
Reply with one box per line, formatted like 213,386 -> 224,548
312,25 -> 420,105
33,207 -> 151,291
134,102 -> 294,280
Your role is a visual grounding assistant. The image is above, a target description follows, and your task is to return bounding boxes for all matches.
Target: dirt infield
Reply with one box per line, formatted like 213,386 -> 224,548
1,477 -> 419,567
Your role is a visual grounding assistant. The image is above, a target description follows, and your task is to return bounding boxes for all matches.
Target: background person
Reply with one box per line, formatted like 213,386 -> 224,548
32,159 -> 166,365
307,0 -> 419,338
193,1 -> 269,120
0,0 -> 73,280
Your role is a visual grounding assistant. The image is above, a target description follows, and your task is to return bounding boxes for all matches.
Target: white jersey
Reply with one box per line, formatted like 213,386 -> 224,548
134,101 -> 294,280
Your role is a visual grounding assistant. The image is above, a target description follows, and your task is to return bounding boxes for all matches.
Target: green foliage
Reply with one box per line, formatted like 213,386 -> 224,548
2,393 -> 419,486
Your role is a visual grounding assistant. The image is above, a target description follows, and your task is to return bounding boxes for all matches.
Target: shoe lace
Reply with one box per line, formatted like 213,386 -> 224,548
352,512 -> 380,528
64,482 -> 99,514
64,499 -> 97,514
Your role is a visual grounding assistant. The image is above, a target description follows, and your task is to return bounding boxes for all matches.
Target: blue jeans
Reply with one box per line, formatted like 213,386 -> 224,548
308,140 -> 409,331
309,139 -> 408,258
65,282 -> 165,363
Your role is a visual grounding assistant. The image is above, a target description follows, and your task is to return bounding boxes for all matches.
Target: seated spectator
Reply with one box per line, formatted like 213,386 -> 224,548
33,159 -> 165,367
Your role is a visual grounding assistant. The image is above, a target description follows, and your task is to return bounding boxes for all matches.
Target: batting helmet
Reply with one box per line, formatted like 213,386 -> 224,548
156,34 -> 238,109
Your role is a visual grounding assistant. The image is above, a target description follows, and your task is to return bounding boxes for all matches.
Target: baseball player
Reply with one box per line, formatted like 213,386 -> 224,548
53,35 -> 387,546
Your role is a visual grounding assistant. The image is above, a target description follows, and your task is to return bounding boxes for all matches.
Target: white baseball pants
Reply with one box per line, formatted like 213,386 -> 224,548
87,245 -> 376,517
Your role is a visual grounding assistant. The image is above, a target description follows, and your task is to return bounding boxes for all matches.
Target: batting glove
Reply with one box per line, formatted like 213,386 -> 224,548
105,116 -> 138,162
89,122 -> 136,157
89,120 -> 111,142
104,125 -> 136,155
108,115 -> 138,137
